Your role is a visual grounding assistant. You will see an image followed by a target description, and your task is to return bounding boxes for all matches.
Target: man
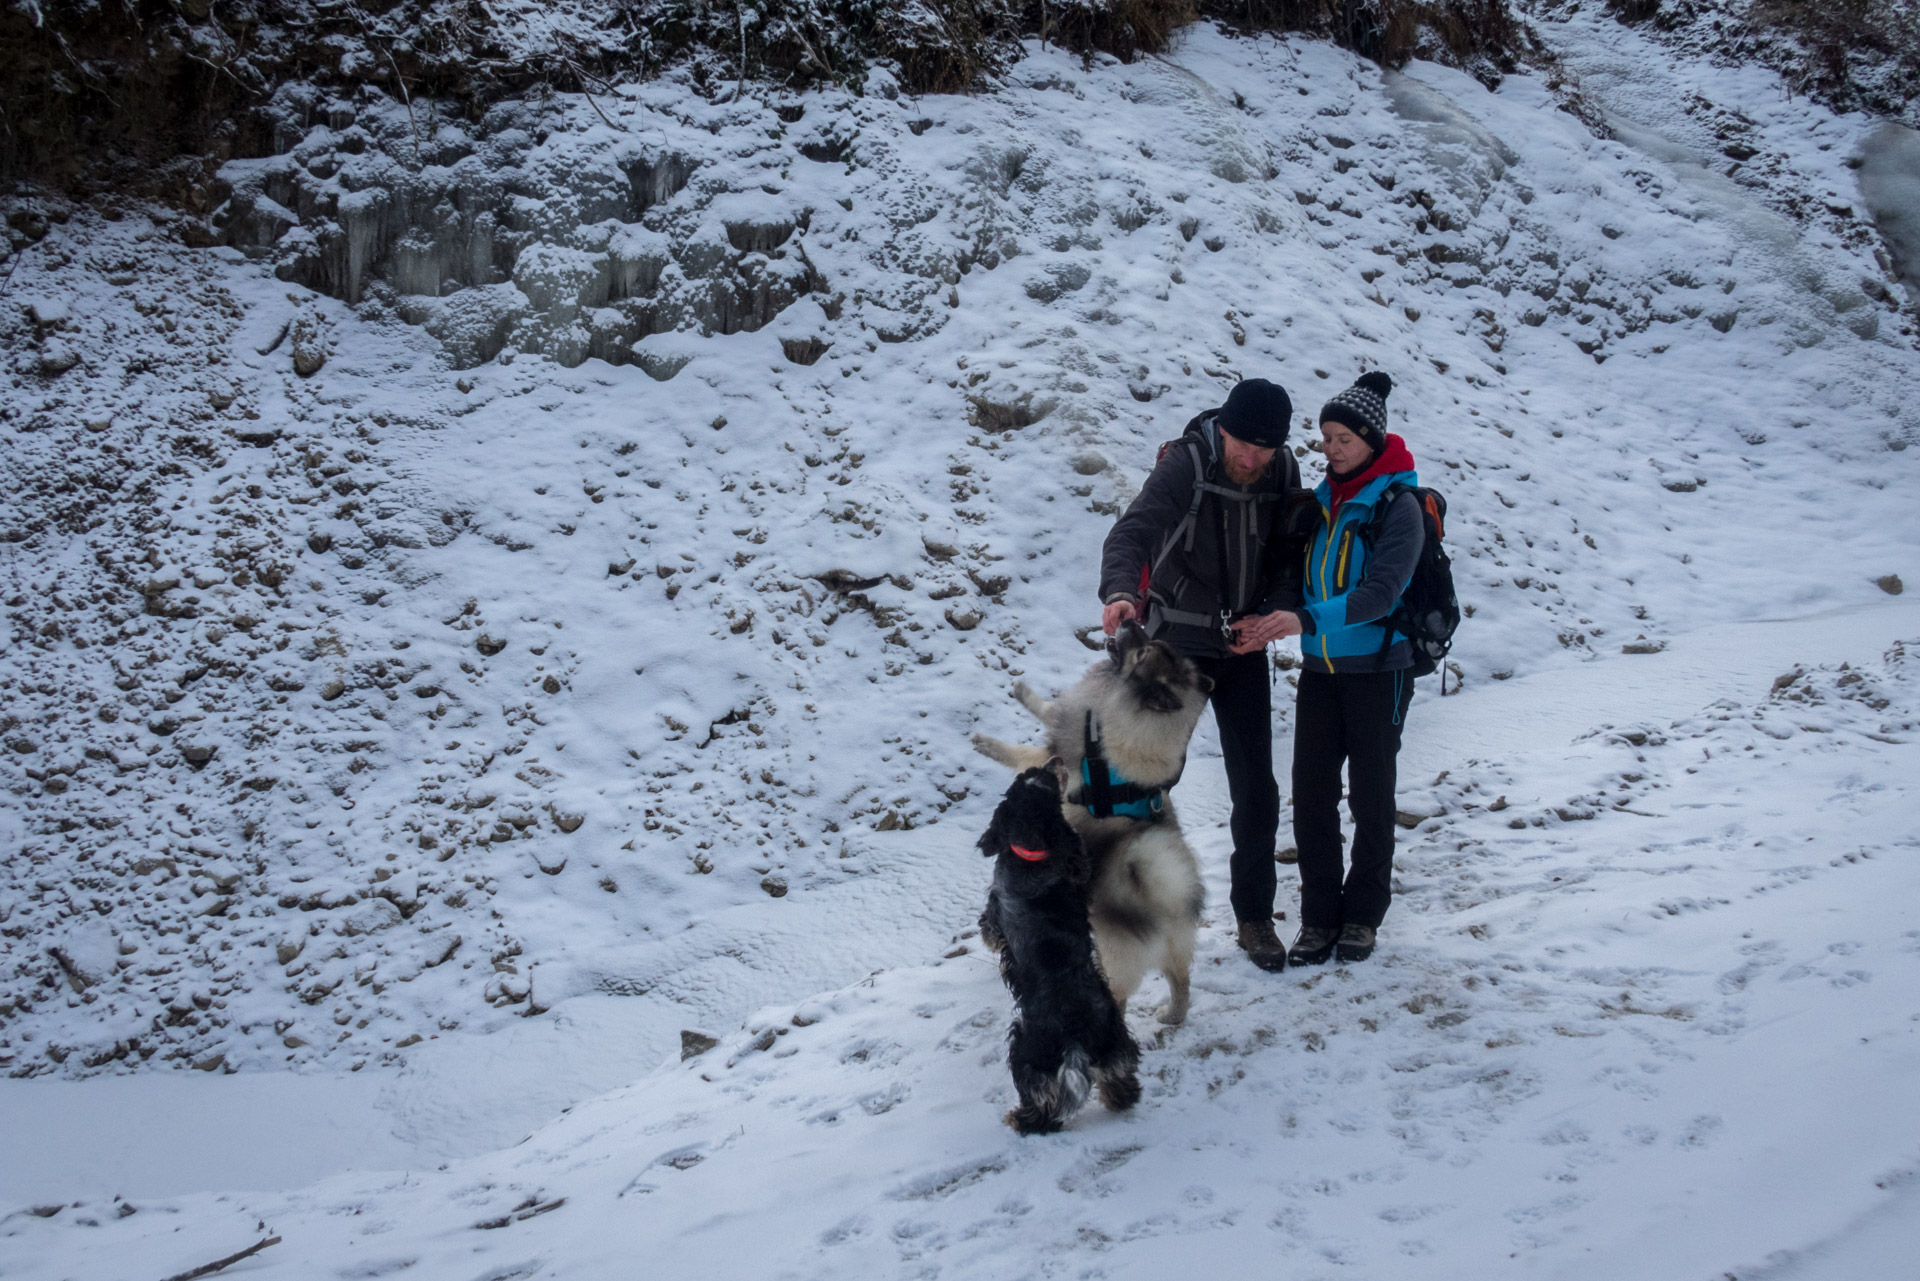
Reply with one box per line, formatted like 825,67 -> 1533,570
1097,377 -> 1307,972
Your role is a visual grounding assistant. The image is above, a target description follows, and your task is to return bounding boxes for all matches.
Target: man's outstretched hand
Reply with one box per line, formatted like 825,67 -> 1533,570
1228,610 -> 1302,654
1102,599 -> 1139,636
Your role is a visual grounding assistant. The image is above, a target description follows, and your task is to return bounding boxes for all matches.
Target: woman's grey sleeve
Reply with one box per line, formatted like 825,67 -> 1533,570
1339,491 -> 1424,628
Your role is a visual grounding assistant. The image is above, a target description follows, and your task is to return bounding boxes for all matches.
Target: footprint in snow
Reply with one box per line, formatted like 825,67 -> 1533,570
890,1155 -> 1011,1202
1057,1143 -> 1144,1195
818,1214 -> 872,1246
1675,1113 -> 1724,1148
1377,1202 -> 1447,1224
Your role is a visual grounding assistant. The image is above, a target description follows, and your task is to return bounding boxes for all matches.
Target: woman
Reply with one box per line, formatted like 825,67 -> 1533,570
1281,371 -> 1423,966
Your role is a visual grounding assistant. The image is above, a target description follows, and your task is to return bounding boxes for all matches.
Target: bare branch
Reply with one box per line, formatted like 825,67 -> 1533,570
159,1235 -> 283,1281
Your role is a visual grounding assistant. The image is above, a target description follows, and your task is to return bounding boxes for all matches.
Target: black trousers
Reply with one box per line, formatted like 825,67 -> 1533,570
1191,650 -> 1279,924
1291,667 -> 1415,931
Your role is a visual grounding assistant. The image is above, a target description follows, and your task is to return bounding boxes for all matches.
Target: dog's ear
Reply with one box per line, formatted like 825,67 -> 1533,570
1194,671 -> 1215,696
978,808 -> 1004,857
1044,755 -> 1069,790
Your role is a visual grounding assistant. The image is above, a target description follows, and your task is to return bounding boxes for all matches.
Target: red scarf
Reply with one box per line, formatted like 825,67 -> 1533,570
1327,434 -> 1416,523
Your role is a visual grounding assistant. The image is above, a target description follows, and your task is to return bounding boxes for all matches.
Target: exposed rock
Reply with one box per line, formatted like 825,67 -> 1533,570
337,897 -> 403,937
1023,261 -> 1091,303
634,346 -> 693,382
26,297 -> 69,328
966,393 -> 1053,432
813,570 -> 885,593
781,336 -> 831,365
680,1030 -> 719,1060
289,311 -> 328,376
38,342 -> 81,376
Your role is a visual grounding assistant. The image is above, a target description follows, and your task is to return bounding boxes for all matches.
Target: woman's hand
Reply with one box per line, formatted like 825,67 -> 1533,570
1227,610 -> 1302,654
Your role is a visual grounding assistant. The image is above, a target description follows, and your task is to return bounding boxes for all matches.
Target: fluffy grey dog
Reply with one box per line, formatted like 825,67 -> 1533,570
971,622 -> 1212,1025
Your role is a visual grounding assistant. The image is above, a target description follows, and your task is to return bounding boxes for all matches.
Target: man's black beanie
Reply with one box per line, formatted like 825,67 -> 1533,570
1319,371 -> 1393,454
1215,378 -> 1292,449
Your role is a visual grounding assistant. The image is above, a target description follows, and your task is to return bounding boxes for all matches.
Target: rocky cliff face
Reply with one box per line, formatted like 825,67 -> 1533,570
216,87 -> 828,370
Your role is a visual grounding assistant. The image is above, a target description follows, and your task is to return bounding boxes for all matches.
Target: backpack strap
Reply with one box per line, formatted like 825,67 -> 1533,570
1357,482 -> 1413,547
1082,708 -> 1115,818
1149,437 -> 1212,577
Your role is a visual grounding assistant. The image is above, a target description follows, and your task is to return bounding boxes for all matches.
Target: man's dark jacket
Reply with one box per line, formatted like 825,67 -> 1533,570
1099,411 -> 1310,659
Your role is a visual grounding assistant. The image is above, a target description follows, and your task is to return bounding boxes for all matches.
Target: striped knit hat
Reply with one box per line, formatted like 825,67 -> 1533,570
1319,371 -> 1393,454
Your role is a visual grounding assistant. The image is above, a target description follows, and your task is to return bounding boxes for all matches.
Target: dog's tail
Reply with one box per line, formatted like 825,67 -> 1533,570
1056,1047 -> 1093,1117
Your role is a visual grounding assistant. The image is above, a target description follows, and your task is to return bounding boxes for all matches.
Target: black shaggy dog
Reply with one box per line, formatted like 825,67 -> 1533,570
978,764 -> 1141,1135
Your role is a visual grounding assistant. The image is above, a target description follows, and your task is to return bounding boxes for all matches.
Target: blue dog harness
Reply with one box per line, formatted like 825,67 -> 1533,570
1073,710 -> 1178,821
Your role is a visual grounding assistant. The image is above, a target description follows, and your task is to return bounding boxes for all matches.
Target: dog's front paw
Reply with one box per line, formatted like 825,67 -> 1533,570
1097,1071 -> 1141,1112
1154,1000 -> 1188,1026
1005,1106 -> 1064,1137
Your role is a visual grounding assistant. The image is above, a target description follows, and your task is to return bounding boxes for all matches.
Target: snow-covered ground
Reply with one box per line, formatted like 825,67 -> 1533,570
4,10 -> 1918,1278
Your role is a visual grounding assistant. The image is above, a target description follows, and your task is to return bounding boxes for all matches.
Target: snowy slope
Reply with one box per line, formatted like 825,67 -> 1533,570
3,12 -> 1920,1278
7,608 -> 1920,1278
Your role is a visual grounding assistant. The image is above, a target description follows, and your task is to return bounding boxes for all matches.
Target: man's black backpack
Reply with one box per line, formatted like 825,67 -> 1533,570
1362,484 -> 1460,689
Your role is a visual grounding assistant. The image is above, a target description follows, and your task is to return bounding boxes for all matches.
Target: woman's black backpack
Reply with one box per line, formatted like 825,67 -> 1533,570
1364,484 -> 1460,687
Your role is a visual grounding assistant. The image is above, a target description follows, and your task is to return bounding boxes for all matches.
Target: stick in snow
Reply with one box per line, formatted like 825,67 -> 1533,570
159,1235 -> 282,1281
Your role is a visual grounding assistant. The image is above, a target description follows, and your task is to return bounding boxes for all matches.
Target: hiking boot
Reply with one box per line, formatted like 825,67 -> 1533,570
1236,919 -> 1288,972
1336,923 -> 1376,963
1288,926 -> 1338,967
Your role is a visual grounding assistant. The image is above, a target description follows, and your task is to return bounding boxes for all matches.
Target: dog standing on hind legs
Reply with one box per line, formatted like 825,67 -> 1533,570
971,622 -> 1211,1026
978,764 -> 1141,1135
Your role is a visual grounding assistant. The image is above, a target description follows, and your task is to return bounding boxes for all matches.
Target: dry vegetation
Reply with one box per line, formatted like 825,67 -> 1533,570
1600,0 -> 1920,123
1,0 -> 1534,201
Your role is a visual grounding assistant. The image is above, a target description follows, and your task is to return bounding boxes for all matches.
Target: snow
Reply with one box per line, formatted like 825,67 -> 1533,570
4,12 -> 1920,1279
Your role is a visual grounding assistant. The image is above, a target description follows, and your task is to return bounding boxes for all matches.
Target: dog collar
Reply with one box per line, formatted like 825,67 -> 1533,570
1010,845 -> 1049,862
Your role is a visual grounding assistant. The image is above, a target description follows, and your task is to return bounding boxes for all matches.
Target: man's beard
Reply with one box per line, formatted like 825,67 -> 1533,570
1223,457 -> 1266,485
